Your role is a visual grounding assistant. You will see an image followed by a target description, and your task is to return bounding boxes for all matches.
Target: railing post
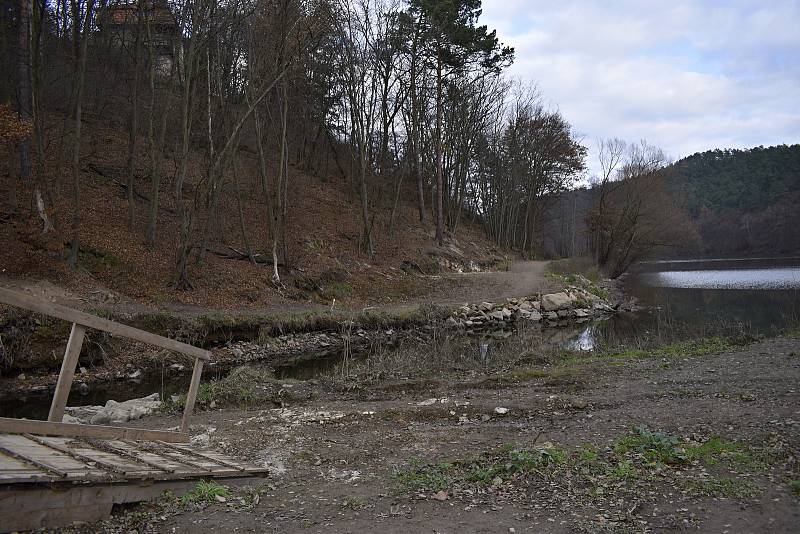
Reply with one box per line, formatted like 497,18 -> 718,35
180,357 -> 204,434
48,323 -> 87,422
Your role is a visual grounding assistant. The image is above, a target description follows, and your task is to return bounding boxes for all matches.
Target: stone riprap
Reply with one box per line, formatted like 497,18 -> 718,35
447,286 -> 615,331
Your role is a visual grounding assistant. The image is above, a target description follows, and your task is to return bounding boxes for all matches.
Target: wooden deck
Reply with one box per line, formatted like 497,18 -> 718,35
0,287 -> 267,531
0,433 -> 269,532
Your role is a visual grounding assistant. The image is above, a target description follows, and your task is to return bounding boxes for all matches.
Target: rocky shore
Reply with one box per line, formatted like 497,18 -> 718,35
446,285 -> 616,332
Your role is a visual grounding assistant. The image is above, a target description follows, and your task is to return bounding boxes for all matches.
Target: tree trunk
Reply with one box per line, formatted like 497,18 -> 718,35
124,9 -> 142,229
67,0 -> 94,269
434,57 -> 444,245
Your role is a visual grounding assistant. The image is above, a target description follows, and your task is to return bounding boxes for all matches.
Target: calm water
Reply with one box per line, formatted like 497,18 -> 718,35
567,258 -> 800,350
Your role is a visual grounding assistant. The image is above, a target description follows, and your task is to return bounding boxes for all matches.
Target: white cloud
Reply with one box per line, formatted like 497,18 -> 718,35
481,0 -> 800,175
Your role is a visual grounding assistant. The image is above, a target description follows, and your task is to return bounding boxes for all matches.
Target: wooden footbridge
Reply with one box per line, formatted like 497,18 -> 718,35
0,288 -> 268,532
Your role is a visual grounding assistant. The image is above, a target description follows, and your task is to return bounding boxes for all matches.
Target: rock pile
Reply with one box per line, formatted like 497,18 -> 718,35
63,393 -> 162,425
447,286 -> 615,331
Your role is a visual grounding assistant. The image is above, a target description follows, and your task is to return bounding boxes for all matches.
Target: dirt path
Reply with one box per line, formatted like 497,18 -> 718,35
418,260 -> 556,306
90,335 -> 800,533
0,261 -> 556,318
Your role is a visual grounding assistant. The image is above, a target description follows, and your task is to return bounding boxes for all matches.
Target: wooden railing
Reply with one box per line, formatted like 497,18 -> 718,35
0,287 -> 211,442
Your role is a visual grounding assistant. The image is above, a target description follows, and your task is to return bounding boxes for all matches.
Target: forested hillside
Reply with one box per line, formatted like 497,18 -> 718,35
0,0 -> 590,307
538,144 -> 800,265
669,145 -> 800,214
667,145 -> 800,256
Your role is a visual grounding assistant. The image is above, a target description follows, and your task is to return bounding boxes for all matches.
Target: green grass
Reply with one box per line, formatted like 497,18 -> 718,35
393,459 -> 455,493
393,432 -> 770,503
181,481 -> 230,504
598,337 -> 735,362
614,425 -> 688,466
162,366 -> 281,412
340,496 -> 367,510
790,480 -> 800,496
546,271 -> 609,300
681,478 -> 760,499
393,445 -> 567,494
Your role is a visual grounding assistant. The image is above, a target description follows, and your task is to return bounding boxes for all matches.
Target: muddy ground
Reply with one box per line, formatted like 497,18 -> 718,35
67,335 -> 800,533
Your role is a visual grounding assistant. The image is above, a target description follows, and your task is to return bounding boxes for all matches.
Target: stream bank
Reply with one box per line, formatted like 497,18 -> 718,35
0,277 -> 623,415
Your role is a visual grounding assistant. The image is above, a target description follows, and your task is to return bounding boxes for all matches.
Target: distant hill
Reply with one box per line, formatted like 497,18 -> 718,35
667,144 -> 800,215
665,145 -> 800,256
536,144 -> 800,260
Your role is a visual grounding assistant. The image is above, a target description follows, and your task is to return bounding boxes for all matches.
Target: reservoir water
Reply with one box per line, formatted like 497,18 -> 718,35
569,258 -> 800,350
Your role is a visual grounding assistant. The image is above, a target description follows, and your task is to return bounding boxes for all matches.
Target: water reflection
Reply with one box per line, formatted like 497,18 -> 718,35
642,268 -> 800,290
566,260 -> 800,351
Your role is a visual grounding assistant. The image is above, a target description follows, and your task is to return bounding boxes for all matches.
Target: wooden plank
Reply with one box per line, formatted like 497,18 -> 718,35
0,444 -> 69,477
0,287 -> 211,361
48,323 -> 86,422
0,435 -> 95,473
82,439 -> 175,473
26,436 -> 140,477
125,441 -> 213,472
180,357 -> 204,433
0,418 -> 188,443
156,441 -> 247,471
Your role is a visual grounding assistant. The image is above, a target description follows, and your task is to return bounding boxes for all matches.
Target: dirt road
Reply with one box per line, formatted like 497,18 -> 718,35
92,335 -> 800,533
420,260 -> 557,306
1,261 -> 556,318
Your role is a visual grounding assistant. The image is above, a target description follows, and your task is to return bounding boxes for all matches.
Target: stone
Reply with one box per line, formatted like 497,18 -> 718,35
432,490 -> 449,501
545,311 -> 558,321
494,407 -> 509,415
527,310 -> 543,322
489,310 -> 506,321
557,310 -> 571,319
570,398 -> 588,410
541,292 -> 573,311
479,302 -> 495,312
574,309 -> 590,318
445,317 -> 460,328
66,393 -> 161,425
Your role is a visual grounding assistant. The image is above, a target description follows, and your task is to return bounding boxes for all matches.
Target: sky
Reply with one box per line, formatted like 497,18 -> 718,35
480,0 -> 800,177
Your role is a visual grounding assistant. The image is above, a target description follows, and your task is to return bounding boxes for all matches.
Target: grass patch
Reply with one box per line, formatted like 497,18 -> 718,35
393,445 -> 567,494
598,337 -> 736,362
393,459 -> 455,493
681,478 -> 760,499
614,425 -> 688,466
181,481 -> 230,504
547,271 -> 609,300
340,496 -> 367,510
162,366 -> 290,412
790,480 -> 800,496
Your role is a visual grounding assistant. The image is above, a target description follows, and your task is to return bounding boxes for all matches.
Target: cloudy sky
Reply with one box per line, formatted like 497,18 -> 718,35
481,0 -> 800,176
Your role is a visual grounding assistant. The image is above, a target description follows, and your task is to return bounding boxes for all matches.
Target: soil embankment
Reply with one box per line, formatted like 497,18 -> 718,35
94,335 -> 800,533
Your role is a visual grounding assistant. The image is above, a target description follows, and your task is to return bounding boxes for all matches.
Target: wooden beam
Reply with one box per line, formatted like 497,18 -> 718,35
180,358 -> 204,433
156,441 -> 247,471
0,444 -> 69,478
48,323 -> 86,422
0,287 -> 211,361
0,418 -> 188,443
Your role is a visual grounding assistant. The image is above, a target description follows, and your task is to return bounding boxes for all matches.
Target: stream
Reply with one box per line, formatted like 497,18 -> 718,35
6,257 -> 799,420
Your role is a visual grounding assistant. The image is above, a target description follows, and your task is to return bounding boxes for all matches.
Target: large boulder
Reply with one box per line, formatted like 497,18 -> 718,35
65,393 -> 161,425
541,292 -> 573,311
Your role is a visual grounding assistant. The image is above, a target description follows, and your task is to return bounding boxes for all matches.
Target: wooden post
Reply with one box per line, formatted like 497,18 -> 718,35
180,357 -> 204,433
48,323 -> 86,422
